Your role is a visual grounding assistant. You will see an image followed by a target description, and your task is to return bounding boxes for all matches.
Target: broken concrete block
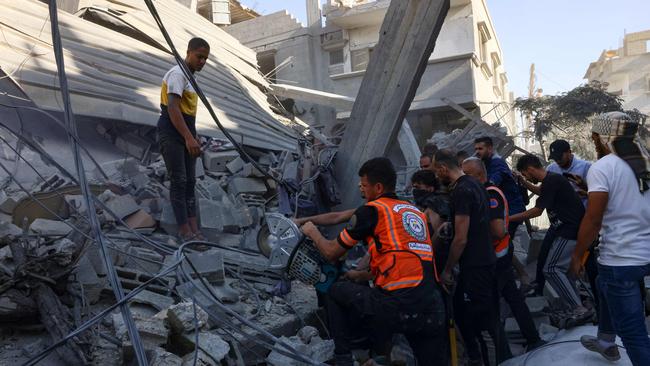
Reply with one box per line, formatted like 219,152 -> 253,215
113,313 -> 168,352
266,336 -> 309,366
132,289 -> 174,311
178,332 -> 230,364
130,173 -> 151,191
167,301 -> 209,334
211,279 -> 239,304
308,337 -> 335,363
240,163 -> 265,178
298,326 -> 319,344
148,347 -> 182,366
160,201 -> 178,234
64,194 -> 88,215
525,296 -> 549,315
95,158 -> 141,181
29,218 -> 72,236
73,254 -> 105,304
226,157 -> 244,174
203,150 -> 239,172
0,221 -> 21,240
125,209 -> 156,229
105,194 -> 140,220
0,190 -> 27,214
90,337 -> 122,366
227,177 -> 267,196
198,198 -> 224,234
115,132 -> 150,160
182,249 -> 225,284
126,246 -> 163,274
195,157 -> 205,178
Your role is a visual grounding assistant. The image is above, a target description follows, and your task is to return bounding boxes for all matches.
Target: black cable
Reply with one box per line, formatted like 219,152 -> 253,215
47,2 -> 148,365
141,0 -> 285,186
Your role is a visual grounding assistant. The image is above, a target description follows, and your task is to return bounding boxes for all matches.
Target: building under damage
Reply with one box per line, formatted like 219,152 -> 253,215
1,1 -> 644,366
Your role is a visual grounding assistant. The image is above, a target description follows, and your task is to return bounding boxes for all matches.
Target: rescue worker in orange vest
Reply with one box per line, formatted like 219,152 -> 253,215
462,157 -> 546,353
300,157 -> 447,366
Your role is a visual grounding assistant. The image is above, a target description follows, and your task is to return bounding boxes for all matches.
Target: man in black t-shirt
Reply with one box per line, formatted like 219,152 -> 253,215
511,154 -> 592,323
433,150 -> 500,365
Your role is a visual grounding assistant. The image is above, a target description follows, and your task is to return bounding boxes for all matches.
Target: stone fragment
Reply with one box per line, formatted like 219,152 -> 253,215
73,254 -> 105,304
132,289 -> 174,311
90,337 -> 122,366
126,246 -> 163,273
297,326 -> 319,344
105,194 -> 140,219
181,350 -> 217,366
125,209 -> 156,229
115,132 -> 150,159
64,194 -> 88,214
167,301 -> 209,334
266,336 -> 309,366
240,163 -> 265,177
113,313 -> 168,352
160,201 -> 178,234
0,221 -> 21,240
179,332 -> 230,364
203,150 -> 239,172
182,249 -> 225,284
227,177 -> 267,196
148,347 -> 183,366
29,218 -> 72,236
0,190 -> 26,214
226,157 -> 244,174
525,296 -> 549,315
195,157 -> 205,178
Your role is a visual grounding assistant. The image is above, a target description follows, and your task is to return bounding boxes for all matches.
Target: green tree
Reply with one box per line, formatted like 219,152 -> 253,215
515,81 -> 647,160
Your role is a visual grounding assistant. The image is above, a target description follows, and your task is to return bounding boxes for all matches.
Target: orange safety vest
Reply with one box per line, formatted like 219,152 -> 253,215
486,185 -> 510,258
364,197 -> 436,291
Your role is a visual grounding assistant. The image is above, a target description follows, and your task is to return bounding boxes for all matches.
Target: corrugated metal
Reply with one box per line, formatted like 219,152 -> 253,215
0,0 -> 299,151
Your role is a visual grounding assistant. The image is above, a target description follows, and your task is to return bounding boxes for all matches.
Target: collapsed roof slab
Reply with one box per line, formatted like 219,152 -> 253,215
0,0 -> 299,152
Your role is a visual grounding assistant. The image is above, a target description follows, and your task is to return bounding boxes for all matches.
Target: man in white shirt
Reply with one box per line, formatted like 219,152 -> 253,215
570,112 -> 650,366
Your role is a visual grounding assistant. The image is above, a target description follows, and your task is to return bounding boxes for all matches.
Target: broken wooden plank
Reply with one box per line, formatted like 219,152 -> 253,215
335,0 -> 450,207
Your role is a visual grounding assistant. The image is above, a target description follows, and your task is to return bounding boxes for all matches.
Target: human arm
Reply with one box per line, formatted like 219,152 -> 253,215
514,170 -> 542,195
343,253 -> 373,282
441,215 -> 469,288
293,209 -> 355,226
301,221 -> 347,262
167,94 -> 200,157
490,218 -> 506,241
509,207 -> 543,222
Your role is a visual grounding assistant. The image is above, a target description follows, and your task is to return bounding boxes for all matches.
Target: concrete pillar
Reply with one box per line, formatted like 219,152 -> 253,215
306,0 -> 322,28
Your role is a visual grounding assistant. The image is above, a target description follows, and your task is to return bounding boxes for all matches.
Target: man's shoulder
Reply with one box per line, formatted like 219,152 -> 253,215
546,162 -> 560,173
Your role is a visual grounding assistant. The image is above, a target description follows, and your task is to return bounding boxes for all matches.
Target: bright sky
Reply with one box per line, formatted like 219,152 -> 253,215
240,0 -> 650,98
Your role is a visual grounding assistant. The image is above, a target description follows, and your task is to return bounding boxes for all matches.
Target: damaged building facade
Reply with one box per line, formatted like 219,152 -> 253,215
225,0 -> 518,155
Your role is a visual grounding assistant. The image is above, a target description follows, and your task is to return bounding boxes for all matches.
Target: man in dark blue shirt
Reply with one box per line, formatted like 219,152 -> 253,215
474,137 -> 526,236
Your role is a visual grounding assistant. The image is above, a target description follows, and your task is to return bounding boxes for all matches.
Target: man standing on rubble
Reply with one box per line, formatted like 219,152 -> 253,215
433,150 -> 501,365
570,112 -> 650,365
157,37 -> 209,241
300,157 -> 447,366
462,157 -> 544,353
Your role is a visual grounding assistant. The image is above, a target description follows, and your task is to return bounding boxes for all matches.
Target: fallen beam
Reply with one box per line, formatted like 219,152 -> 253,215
335,0 -> 450,207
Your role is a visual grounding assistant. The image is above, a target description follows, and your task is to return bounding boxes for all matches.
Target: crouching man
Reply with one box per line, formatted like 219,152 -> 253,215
300,157 -> 447,366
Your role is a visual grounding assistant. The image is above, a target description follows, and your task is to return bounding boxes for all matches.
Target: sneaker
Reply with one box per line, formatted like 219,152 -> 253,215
580,335 -> 621,361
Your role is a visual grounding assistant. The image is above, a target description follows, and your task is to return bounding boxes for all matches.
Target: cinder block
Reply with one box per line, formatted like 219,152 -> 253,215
182,249 -> 225,284
227,177 -> 267,196
203,150 -> 239,172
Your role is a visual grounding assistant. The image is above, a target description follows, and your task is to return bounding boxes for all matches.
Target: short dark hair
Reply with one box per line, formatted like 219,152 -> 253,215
516,154 -> 543,171
474,136 -> 493,147
411,170 -> 439,190
433,149 -> 459,169
358,157 -> 396,191
188,37 -> 210,51
420,154 -> 431,160
422,143 -> 438,158
456,150 -> 469,160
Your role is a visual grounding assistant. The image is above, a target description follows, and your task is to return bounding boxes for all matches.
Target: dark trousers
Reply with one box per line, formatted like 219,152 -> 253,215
159,133 -> 197,226
454,265 -> 506,365
496,257 -> 541,345
535,225 -> 556,294
326,281 -> 448,366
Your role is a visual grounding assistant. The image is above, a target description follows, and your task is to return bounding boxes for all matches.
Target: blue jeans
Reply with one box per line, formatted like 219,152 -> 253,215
597,263 -> 650,366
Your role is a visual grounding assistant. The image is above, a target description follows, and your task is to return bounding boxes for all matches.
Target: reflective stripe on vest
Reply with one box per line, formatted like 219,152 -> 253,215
365,197 -> 435,291
486,186 -> 510,258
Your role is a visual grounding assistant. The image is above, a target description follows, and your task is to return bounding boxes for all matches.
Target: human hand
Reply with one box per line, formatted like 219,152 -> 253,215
185,136 -> 201,157
343,269 -> 371,283
300,221 -> 318,239
568,254 -> 584,278
441,269 -> 455,293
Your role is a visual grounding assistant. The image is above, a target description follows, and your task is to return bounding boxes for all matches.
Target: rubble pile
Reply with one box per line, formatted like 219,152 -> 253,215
427,121 -> 512,157
0,121 -> 336,365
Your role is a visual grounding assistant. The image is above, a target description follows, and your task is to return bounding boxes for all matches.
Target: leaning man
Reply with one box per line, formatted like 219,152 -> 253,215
300,157 -> 447,366
157,38 -> 209,241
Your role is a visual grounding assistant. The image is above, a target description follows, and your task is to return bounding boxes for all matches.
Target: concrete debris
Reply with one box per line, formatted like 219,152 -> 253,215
0,221 -> 21,240
203,150 -> 240,172
227,177 -> 267,196
182,249 -> 225,284
266,327 -> 335,366
166,302 -> 209,334
104,194 -> 140,220
149,347 -> 183,366
124,209 -> 156,229
0,190 -> 26,214
29,218 -> 73,236
132,289 -> 175,311
177,332 -> 230,364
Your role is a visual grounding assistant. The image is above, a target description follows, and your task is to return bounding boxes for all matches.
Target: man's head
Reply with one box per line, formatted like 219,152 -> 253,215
591,111 -> 634,159
548,139 -> 572,168
461,157 -> 488,184
186,37 -> 210,72
358,157 -> 396,201
419,154 -> 432,170
456,150 -> 469,166
411,169 -> 439,192
474,136 -> 494,160
516,154 -> 546,184
433,149 -> 462,185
